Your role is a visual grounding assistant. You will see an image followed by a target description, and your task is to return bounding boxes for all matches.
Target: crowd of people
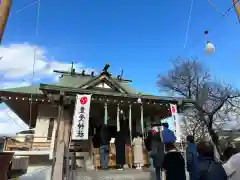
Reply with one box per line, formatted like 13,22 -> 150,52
92,122 -> 240,180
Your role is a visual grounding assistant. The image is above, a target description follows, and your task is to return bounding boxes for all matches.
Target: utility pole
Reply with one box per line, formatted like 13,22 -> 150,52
0,0 -> 12,43
233,0 -> 240,22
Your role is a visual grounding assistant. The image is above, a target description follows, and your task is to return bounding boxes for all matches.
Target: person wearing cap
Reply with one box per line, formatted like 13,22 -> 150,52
161,123 -> 176,144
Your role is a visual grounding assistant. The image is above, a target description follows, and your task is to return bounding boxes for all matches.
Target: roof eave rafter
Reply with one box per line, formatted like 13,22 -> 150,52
39,83 -> 195,105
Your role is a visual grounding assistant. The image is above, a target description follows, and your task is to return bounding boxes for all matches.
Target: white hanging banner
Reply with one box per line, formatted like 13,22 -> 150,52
170,104 -> 182,142
71,94 -> 92,140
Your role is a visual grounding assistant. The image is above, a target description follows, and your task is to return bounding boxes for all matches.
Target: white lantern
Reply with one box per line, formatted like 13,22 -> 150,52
137,98 -> 142,104
204,41 -> 215,55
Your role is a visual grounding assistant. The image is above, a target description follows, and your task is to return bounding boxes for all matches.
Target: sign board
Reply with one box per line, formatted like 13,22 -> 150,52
71,94 -> 92,140
170,104 -> 183,142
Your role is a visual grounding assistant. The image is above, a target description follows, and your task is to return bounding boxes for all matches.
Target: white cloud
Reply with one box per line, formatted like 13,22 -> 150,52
0,43 -> 95,134
0,43 -> 94,88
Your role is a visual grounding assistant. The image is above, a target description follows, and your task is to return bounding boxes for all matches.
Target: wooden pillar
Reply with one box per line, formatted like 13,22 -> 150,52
3,138 -> 8,151
63,109 -> 71,178
0,0 -> 12,43
51,94 -> 72,180
71,151 -> 76,170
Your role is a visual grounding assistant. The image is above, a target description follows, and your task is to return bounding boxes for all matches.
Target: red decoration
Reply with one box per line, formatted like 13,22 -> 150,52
152,130 -> 157,135
80,96 -> 88,105
171,105 -> 176,114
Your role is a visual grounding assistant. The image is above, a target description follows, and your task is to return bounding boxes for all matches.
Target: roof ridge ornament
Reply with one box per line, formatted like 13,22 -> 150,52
100,63 -> 111,76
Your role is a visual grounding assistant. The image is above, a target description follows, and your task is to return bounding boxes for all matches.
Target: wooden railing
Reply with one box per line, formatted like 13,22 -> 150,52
4,137 -> 51,151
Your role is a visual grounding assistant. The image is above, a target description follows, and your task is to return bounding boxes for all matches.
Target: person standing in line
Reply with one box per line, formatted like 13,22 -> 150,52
186,135 -> 198,180
115,119 -> 128,170
223,146 -> 240,180
132,133 -> 144,169
161,122 -> 176,144
197,141 -> 227,180
150,125 -> 165,180
99,124 -> 110,170
145,129 -> 154,169
162,143 -> 186,180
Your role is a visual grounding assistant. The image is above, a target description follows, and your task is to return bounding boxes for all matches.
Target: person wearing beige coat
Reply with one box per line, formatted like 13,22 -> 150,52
132,133 -> 144,169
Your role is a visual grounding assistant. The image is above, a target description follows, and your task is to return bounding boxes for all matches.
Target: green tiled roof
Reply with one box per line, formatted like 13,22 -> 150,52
0,85 -> 42,94
0,74 -> 138,95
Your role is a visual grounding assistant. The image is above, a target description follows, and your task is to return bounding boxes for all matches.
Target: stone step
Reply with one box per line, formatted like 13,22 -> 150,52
74,169 -> 160,180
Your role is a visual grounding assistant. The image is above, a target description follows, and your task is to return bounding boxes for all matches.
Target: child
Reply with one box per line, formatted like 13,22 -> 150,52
162,143 -> 186,180
132,133 -> 144,169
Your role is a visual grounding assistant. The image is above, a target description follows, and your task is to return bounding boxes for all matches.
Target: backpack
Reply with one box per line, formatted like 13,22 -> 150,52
199,161 -> 213,180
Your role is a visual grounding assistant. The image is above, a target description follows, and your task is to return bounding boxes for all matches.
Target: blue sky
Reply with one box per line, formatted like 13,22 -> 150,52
1,0 -> 240,133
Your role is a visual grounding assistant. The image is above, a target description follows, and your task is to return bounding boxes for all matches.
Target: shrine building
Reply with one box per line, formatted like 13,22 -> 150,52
0,63 -> 193,178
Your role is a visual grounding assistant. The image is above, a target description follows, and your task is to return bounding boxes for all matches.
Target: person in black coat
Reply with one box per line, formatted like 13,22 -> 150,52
99,124 -> 110,170
115,119 -> 129,170
145,130 -> 154,169
92,124 -> 101,149
162,143 -> 186,180
150,125 -> 165,180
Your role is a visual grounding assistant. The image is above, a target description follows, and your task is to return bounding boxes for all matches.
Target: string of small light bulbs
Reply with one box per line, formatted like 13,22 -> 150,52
204,0 -> 240,56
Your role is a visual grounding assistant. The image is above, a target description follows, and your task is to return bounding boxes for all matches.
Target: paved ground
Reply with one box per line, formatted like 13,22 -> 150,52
18,166 -> 51,180
18,167 -> 189,180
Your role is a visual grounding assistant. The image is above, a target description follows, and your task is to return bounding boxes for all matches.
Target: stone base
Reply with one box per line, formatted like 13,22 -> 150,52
85,158 -> 94,170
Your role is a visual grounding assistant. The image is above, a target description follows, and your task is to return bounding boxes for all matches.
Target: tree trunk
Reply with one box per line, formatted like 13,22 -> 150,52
200,114 -> 221,156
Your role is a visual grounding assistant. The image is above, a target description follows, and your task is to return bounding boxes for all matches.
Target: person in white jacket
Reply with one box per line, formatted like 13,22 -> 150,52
223,147 -> 240,180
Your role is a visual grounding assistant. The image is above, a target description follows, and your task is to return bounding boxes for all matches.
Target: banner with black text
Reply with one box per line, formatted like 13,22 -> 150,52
71,94 -> 92,140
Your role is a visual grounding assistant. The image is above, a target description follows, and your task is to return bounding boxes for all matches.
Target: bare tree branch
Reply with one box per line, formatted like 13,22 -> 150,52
157,57 -> 240,153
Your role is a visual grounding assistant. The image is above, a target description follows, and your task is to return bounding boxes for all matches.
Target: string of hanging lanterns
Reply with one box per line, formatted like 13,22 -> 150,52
0,95 -> 173,108
204,0 -> 240,56
0,96 -> 51,102
204,30 -> 215,55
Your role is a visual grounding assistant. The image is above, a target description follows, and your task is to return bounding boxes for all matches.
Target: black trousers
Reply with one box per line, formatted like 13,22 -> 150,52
115,141 -> 125,166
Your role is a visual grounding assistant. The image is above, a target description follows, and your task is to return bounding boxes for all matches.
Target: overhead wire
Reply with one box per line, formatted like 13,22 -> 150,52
207,0 -> 238,24
29,0 -> 41,130
15,0 -> 40,13
186,0 -> 240,55
183,0 -> 194,49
